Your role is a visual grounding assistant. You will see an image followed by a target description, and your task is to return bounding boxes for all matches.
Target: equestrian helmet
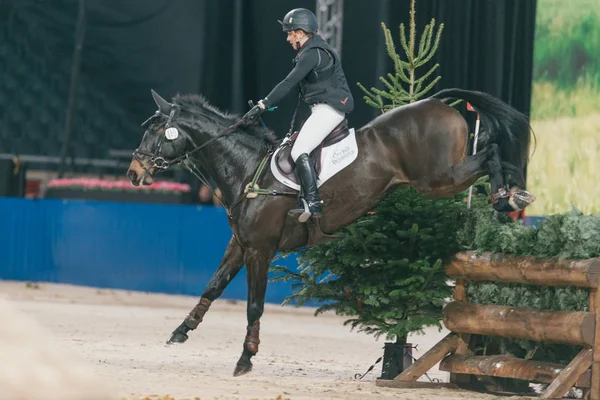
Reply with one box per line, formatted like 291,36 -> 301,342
278,8 -> 318,33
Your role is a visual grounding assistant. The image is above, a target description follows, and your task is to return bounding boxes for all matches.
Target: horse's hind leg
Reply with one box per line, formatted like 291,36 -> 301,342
482,144 -> 535,212
233,247 -> 274,377
418,145 -> 489,196
167,236 -> 245,344
422,143 -> 533,212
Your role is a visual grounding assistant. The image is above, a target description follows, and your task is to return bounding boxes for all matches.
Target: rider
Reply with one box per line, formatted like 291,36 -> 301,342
243,7 -> 354,221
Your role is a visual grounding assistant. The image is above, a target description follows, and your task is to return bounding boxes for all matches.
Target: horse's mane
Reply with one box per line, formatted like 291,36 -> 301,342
172,93 -> 279,147
173,93 -> 233,120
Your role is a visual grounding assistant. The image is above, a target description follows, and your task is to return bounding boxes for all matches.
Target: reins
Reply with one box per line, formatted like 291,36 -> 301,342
135,101 -> 301,219
166,118 -> 247,167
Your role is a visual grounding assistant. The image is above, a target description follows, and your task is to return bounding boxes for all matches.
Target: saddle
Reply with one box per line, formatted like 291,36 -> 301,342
275,118 -> 350,176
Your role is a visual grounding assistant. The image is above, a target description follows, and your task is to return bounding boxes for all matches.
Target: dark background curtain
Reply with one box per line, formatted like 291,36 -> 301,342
0,0 -> 537,171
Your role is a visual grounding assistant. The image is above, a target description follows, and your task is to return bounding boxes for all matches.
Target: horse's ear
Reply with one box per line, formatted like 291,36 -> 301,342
151,89 -> 172,115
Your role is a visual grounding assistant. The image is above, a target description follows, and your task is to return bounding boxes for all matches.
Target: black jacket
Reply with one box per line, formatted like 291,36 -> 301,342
264,35 -> 354,114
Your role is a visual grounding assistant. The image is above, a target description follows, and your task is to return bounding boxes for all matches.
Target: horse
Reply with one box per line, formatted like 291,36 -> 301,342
127,88 -> 535,376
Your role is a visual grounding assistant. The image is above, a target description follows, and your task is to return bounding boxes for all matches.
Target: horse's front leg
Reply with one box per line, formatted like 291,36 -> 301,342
233,247 -> 274,377
167,236 -> 245,344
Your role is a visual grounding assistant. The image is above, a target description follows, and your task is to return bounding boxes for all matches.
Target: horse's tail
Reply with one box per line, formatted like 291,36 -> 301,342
430,88 -> 533,189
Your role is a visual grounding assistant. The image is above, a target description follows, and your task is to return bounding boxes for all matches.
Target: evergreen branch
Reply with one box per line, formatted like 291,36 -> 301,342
269,265 -> 303,279
416,19 -> 435,64
363,97 -> 384,109
381,22 -> 403,75
379,76 -> 398,94
415,80 -> 423,96
413,76 -> 441,100
357,82 -> 381,103
268,274 -> 298,284
397,68 -> 411,85
349,225 -> 369,255
393,52 -> 409,78
414,63 -> 440,85
313,303 -> 341,316
417,22 -> 431,60
397,58 -> 411,69
399,23 -> 411,65
280,295 -> 300,307
373,88 -> 397,101
391,94 -> 413,103
371,85 -> 395,97
357,82 -> 386,110
386,73 -> 401,90
389,76 -> 409,98
417,23 -> 444,66
387,74 -> 409,99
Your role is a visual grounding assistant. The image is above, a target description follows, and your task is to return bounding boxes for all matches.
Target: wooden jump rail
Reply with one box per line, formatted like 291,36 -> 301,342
376,250 -> 600,399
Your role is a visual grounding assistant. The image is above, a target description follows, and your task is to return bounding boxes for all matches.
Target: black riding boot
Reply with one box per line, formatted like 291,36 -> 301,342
288,153 -> 323,222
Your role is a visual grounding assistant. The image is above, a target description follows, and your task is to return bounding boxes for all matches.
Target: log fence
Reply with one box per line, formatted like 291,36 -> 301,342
376,251 -> 600,399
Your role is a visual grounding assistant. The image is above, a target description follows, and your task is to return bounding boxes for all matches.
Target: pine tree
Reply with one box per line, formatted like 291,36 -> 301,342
356,0 -> 444,111
271,189 -> 489,343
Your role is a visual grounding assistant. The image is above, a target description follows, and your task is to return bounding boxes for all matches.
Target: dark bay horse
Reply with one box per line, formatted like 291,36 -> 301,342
127,88 -> 535,376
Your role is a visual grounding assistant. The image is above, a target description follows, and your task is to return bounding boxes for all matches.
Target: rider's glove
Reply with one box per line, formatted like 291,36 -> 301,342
242,100 -> 267,121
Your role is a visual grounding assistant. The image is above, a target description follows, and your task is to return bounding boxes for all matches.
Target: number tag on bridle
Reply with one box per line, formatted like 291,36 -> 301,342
165,127 -> 179,140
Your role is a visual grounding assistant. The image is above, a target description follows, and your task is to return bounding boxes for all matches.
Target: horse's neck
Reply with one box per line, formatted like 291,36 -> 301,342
194,133 -> 264,206
178,107 -> 269,206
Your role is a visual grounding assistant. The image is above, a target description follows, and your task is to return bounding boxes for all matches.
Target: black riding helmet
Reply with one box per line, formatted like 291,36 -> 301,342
278,8 -> 318,33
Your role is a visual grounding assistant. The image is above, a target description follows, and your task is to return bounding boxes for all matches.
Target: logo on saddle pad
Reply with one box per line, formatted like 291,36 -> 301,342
270,125 -> 358,191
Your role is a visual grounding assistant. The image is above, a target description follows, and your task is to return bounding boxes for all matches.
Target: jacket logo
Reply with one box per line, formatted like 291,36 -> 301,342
340,97 -> 348,105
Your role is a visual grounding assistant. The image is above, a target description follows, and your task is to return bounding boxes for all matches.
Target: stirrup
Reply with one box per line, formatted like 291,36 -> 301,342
288,198 -> 323,223
297,198 -> 312,223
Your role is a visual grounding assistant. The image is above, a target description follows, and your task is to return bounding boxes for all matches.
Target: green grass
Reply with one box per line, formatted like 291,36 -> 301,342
526,0 -> 600,216
533,0 -> 600,87
527,111 -> 600,216
530,75 -> 600,120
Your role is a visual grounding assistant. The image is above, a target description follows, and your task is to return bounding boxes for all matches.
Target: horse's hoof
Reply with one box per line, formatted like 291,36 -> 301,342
166,331 -> 188,345
233,362 -> 253,377
509,189 -> 536,211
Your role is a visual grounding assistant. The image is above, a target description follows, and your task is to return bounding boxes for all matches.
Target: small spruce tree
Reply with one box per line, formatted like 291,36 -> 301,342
356,0 -> 443,111
272,189 -> 485,343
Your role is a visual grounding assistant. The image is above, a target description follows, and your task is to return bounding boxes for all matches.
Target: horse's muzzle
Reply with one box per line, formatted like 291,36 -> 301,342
127,169 -> 140,186
127,165 -> 154,186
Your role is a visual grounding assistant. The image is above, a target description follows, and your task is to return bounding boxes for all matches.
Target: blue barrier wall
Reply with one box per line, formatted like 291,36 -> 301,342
0,197 -> 301,305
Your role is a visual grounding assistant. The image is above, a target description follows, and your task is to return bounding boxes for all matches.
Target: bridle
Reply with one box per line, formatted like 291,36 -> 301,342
132,105 -> 181,176
132,103 -> 249,215
133,103 -> 251,172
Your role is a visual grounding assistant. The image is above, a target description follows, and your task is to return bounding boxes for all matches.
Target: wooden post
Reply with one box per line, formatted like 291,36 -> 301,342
591,289 -> 600,400
454,278 -> 467,301
541,348 -> 593,399
450,278 -> 472,385
453,279 -> 470,355
394,333 -> 460,382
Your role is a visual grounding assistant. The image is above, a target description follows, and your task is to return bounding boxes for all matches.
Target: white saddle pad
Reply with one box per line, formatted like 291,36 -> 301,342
270,128 -> 358,191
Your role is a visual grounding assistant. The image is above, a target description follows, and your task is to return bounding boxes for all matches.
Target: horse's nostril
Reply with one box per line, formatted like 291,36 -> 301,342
127,169 -> 137,181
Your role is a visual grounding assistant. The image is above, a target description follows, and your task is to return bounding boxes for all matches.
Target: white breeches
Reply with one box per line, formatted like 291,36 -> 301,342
291,103 -> 345,161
